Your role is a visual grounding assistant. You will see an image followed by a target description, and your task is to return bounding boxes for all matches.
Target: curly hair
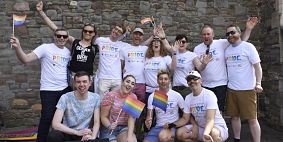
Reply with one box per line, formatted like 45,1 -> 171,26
145,40 -> 168,58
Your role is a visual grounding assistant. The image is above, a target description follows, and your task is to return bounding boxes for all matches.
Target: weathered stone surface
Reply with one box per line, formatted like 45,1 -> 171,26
31,104 -> 42,111
214,0 -> 228,8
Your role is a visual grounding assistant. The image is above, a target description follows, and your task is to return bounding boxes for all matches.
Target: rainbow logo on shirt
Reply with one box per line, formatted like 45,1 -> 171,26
128,52 -> 145,57
102,46 -> 118,52
226,55 -> 241,61
178,59 -> 185,64
190,105 -> 205,113
145,62 -> 160,66
53,56 -> 69,63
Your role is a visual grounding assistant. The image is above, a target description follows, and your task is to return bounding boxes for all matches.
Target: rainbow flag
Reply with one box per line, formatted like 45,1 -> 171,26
122,96 -> 145,118
13,14 -> 27,26
152,90 -> 168,112
141,17 -> 152,25
0,127 -> 37,140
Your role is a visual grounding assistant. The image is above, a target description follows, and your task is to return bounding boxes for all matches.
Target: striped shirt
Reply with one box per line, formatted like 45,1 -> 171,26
101,89 -> 137,125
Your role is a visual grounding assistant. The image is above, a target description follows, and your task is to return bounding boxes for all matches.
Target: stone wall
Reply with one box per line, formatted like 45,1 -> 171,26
0,0 -> 282,131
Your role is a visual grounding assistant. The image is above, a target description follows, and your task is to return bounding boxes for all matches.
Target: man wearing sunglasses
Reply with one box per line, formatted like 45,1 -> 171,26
225,25 -> 262,142
176,71 -> 228,142
193,18 -> 258,114
10,29 -> 72,142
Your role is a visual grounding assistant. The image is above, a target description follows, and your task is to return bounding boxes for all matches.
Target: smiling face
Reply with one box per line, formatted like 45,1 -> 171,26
132,31 -> 144,46
111,26 -> 124,39
201,27 -> 214,46
121,76 -> 136,95
54,30 -> 68,48
179,37 -> 188,52
82,25 -> 95,41
157,73 -> 170,90
74,75 -> 91,95
226,26 -> 241,45
152,40 -> 161,52
187,75 -> 202,91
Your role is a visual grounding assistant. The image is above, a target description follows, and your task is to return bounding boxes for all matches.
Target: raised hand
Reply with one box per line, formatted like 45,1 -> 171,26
202,53 -> 212,65
171,40 -> 181,53
36,1 -> 43,12
10,35 -> 20,49
246,17 -> 258,30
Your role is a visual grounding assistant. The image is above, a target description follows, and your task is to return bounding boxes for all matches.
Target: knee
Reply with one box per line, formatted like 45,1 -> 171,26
176,129 -> 183,140
231,117 -> 240,121
248,119 -> 258,125
158,129 -> 172,142
210,128 -> 221,141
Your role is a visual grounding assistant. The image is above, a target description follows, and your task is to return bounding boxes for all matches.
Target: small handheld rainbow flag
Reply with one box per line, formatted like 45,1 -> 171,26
152,90 -> 168,112
122,96 -> 145,118
141,18 -> 152,25
13,14 -> 27,26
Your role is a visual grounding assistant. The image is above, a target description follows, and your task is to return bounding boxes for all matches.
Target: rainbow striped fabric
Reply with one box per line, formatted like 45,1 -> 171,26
122,96 -> 145,118
13,14 -> 27,26
152,90 -> 168,112
141,17 -> 152,25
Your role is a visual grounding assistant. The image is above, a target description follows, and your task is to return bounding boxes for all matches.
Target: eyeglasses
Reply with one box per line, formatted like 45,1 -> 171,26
114,27 -> 123,34
83,30 -> 95,34
84,23 -> 95,27
226,30 -> 237,37
186,76 -> 200,82
180,40 -> 187,44
55,34 -> 68,39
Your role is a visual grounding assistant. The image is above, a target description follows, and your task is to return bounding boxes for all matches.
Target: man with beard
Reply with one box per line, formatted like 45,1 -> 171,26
225,25 -> 262,142
10,29 -> 72,142
47,71 -> 101,142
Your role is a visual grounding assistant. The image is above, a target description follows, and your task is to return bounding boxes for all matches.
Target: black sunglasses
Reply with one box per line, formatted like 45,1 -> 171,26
205,45 -> 210,55
180,40 -> 187,44
186,76 -> 200,82
83,30 -> 95,34
226,30 -> 237,37
55,34 -> 68,39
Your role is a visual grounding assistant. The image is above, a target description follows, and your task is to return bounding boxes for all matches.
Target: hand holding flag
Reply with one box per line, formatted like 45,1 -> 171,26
152,90 -> 168,112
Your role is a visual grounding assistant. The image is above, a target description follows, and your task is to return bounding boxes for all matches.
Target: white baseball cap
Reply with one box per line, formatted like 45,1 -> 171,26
186,70 -> 202,79
132,28 -> 144,35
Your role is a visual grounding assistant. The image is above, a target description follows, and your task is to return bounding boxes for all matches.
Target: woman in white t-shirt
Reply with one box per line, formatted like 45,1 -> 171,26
144,36 -> 177,95
172,34 -> 212,98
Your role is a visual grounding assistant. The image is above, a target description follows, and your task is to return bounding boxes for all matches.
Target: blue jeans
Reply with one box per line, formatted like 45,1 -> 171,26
100,124 -> 128,141
37,86 -> 72,142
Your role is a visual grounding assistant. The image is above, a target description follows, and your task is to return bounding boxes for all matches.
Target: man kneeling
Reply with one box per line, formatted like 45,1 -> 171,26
48,71 -> 101,142
176,71 -> 228,142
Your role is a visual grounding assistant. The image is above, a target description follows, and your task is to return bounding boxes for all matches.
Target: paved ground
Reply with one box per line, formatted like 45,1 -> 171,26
1,119 -> 283,142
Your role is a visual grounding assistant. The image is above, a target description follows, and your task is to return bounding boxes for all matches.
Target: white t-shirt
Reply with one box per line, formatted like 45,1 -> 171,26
225,41 -> 260,90
194,39 -> 230,88
144,56 -> 172,93
148,89 -> 184,126
120,44 -> 148,83
173,51 -> 197,87
184,88 -> 227,128
95,37 -> 126,79
33,43 -> 70,91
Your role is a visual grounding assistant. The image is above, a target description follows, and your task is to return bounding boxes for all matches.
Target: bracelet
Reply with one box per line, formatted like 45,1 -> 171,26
107,124 -> 111,129
173,52 -> 177,56
160,37 -> 166,40
123,33 -> 127,38
256,82 -> 261,85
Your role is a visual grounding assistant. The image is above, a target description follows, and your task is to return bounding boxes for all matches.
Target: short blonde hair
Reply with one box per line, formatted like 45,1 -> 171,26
157,69 -> 170,79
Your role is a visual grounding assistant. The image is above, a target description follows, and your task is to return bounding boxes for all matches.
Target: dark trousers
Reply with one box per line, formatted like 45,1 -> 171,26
204,85 -> 227,112
37,86 -> 72,142
47,130 -> 82,142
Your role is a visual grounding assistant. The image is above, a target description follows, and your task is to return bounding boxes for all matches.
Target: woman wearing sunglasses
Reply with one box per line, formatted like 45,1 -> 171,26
36,1 -> 98,91
172,34 -> 212,98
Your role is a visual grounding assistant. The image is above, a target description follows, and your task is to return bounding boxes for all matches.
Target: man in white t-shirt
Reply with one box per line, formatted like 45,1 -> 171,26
94,24 -> 127,97
144,69 -> 184,142
120,28 -> 148,139
176,71 -> 228,142
194,18 -> 258,113
48,71 -> 101,142
10,29 -> 72,142
225,25 -> 263,142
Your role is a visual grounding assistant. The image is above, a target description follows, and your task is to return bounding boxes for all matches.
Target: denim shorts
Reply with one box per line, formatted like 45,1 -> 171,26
144,126 -> 176,142
99,124 -> 128,141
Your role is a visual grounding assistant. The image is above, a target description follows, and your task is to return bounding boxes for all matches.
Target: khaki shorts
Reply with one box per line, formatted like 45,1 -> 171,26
226,88 -> 257,119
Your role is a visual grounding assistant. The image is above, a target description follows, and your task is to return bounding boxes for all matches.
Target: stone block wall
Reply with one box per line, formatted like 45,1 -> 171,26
0,0 -> 282,131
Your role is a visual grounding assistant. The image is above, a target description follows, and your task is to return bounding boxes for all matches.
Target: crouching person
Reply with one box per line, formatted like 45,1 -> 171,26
48,71 -> 101,142
177,71 -> 228,142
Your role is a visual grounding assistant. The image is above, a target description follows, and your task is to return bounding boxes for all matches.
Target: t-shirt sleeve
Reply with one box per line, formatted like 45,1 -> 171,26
56,94 -> 67,111
147,93 -> 154,109
177,93 -> 185,109
218,39 -> 230,50
191,52 -> 197,59
101,93 -> 113,106
94,37 -> 101,45
248,43 -> 261,64
32,44 -> 46,59
93,93 -> 101,109
183,95 -> 190,114
120,46 -> 126,60
206,91 -> 218,110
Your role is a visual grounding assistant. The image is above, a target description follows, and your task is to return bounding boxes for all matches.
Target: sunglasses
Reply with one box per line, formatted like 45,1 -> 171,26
226,30 -> 237,37
55,34 -> 68,39
83,30 -> 95,34
205,45 -> 210,55
186,76 -> 200,82
84,23 -> 95,27
180,40 -> 187,44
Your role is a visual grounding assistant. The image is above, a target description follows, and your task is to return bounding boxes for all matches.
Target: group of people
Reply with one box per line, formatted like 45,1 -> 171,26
8,1 -> 263,142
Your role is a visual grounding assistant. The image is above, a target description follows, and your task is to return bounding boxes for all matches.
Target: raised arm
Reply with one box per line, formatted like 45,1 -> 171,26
156,22 -> 173,52
36,1 -> 75,44
52,108 -> 92,136
168,41 -> 179,71
241,17 -> 258,41
10,35 -> 38,63
193,55 -> 212,72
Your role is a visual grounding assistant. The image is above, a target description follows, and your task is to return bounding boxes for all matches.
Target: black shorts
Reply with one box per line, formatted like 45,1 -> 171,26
204,85 -> 227,112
